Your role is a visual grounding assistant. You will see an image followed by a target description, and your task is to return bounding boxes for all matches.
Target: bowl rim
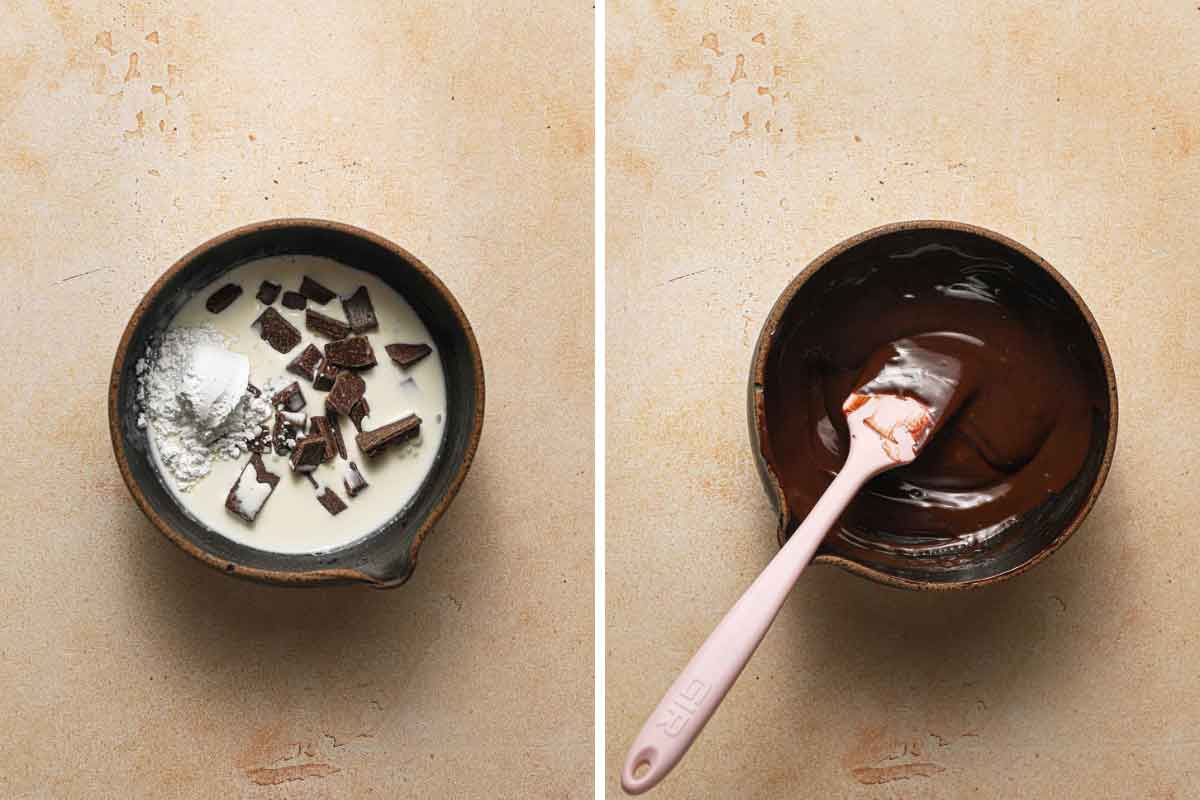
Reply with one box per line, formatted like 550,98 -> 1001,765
108,217 -> 485,587
748,219 -> 1119,591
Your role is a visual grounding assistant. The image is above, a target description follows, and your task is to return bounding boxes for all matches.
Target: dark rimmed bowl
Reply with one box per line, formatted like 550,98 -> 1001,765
109,219 -> 484,588
748,220 -> 1117,590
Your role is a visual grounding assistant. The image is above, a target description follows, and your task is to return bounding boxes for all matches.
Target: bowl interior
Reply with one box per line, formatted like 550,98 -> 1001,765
111,221 -> 483,585
752,224 -> 1116,588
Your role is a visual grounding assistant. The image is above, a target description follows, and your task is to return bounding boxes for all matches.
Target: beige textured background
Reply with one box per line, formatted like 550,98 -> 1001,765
1,1 -> 592,798
608,1 -> 1197,798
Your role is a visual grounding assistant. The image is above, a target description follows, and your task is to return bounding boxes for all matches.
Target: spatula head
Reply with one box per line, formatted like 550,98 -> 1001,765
842,392 -> 936,465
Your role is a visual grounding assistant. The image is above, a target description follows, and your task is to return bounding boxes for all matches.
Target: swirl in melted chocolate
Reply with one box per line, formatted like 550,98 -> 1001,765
763,241 -> 1102,551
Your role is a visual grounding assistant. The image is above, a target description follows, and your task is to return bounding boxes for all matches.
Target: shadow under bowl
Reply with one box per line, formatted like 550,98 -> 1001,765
109,219 -> 484,588
748,220 -> 1117,590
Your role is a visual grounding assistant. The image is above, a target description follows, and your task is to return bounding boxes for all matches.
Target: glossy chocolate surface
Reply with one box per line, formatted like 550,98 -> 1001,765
755,226 -> 1114,583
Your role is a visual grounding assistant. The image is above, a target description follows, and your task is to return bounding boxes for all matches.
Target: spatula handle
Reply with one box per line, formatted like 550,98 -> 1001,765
620,462 -> 871,794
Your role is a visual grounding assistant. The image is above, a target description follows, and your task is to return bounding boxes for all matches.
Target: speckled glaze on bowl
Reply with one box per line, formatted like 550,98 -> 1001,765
748,220 -> 1117,590
109,219 -> 484,588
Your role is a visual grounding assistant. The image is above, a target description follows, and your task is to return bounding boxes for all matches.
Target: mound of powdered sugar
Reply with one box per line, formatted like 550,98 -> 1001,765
136,326 -> 273,489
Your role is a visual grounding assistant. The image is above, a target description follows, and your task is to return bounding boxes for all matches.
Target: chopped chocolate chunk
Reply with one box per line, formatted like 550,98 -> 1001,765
324,336 -> 377,369
342,286 -> 378,333
349,396 -> 370,432
272,411 -> 304,455
206,283 -> 243,314
246,382 -> 261,398
308,416 -> 337,462
385,342 -> 432,368
287,343 -> 323,381
256,280 -> 281,305
225,453 -> 280,522
279,409 -> 307,427
271,381 -> 306,411
253,307 -> 302,354
343,461 -> 368,497
326,409 -> 348,459
246,428 -> 271,454
289,435 -> 326,473
300,275 -> 336,305
313,359 -> 338,391
305,308 -> 351,340
316,486 -> 347,515
326,370 -> 366,416
281,290 -> 307,310
356,413 -> 422,457
304,472 -> 319,489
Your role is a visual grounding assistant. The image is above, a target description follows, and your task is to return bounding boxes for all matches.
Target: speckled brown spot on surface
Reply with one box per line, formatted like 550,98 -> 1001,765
730,53 -> 746,83
95,31 -> 116,54
123,52 -> 141,82
0,53 -> 36,118
612,146 -> 657,190
123,110 -> 145,139
245,763 -> 340,785
852,762 -> 946,785
730,110 -> 751,141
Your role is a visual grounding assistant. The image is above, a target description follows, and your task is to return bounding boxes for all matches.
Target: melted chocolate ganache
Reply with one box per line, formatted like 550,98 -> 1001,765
764,242 -> 1100,549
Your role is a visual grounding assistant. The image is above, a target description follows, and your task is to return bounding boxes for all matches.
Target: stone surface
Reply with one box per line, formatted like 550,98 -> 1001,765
607,1 -> 1199,798
0,1 -> 593,797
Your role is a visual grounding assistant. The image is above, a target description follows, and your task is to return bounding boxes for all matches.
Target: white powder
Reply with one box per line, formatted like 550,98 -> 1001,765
137,326 -> 273,490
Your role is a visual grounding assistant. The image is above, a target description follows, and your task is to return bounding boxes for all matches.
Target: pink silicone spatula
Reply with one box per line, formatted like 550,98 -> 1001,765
621,390 -> 942,794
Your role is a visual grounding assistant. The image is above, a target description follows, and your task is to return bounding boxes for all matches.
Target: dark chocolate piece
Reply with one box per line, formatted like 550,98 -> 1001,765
326,410 -> 348,459
246,428 -> 271,454
316,486 -> 347,515
304,472 -> 319,489
305,309 -> 351,340
287,343 -> 323,381
271,411 -> 304,455
246,382 -> 261,397
281,290 -> 307,310
349,397 -> 370,432
326,370 -> 366,416
356,414 -> 422,457
253,307 -> 302,354
225,453 -> 280,522
271,381 -> 306,411
206,283 -> 243,314
343,461 -> 368,497
279,409 -> 307,428
385,342 -> 432,368
313,359 -> 338,391
289,435 -> 326,473
342,286 -> 378,333
256,280 -> 281,305
324,336 -> 377,369
308,416 -> 337,462
300,275 -> 336,305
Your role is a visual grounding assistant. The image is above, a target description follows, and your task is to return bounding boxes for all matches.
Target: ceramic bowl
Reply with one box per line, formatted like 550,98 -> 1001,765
748,220 -> 1117,590
109,219 -> 484,587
